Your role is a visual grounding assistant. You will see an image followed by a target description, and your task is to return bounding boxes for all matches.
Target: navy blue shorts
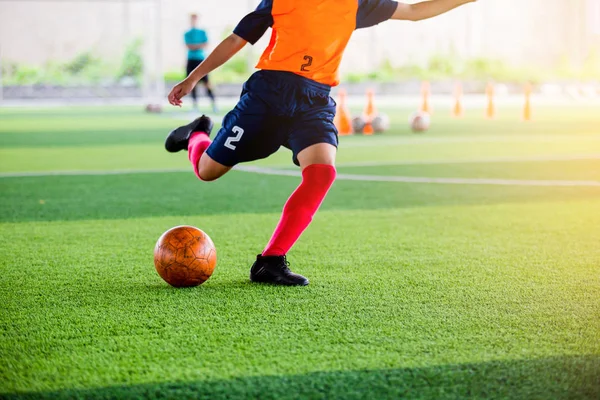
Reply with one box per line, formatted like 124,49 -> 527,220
206,70 -> 338,167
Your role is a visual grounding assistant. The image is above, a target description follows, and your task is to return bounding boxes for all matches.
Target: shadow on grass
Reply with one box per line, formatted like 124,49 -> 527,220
2,356 -> 598,400
1,171 -> 599,223
146,279 -> 255,291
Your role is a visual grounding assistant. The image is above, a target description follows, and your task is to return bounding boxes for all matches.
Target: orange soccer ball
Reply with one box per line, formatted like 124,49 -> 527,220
153,226 -> 217,288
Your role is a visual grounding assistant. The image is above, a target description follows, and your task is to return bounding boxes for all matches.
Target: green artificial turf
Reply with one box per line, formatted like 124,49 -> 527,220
337,159 -> 600,180
0,105 -> 599,399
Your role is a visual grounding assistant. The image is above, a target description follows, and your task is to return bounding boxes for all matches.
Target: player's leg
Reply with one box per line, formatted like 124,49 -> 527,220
200,74 -> 217,113
250,144 -> 337,286
196,153 -> 230,182
165,75 -> 282,182
250,98 -> 338,286
262,143 -> 336,255
164,115 -> 230,181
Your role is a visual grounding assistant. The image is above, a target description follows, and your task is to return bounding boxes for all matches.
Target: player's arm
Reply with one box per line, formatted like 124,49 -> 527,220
187,34 -> 244,83
169,1 -> 271,106
391,0 -> 476,21
169,34 -> 246,106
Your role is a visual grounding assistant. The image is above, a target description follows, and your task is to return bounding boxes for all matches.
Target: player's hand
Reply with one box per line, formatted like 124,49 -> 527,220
168,79 -> 197,107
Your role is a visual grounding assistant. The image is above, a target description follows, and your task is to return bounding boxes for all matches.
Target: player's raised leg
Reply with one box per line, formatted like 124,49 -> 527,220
164,115 -> 231,181
250,143 -> 337,286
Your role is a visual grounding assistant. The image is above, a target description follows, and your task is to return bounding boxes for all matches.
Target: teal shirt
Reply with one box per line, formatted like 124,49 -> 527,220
185,28 -> 208,60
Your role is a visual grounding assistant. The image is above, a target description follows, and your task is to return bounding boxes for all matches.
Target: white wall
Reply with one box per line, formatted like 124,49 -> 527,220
353,0 -> 599,71
0,0 -> 598,73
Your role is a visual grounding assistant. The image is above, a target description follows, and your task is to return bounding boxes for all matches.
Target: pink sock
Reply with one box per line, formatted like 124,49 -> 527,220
263,164 -> 336,256
188,132 -> 212,180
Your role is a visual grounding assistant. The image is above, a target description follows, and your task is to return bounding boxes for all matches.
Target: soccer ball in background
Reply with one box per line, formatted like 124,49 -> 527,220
154,226 -> 217,288
145,104 -> 163,114
351,114 -> 390,134
410,111 -> 431,133
372,113 -> 390,133
352,116 -> 367,134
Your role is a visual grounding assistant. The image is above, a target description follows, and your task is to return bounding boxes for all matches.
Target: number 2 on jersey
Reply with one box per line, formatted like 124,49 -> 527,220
224,126 -> 244,150
300,55 -> 313,72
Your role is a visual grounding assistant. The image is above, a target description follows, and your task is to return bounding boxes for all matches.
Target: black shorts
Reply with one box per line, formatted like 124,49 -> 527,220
186,59 -> 209,83
205,70 -> 338,167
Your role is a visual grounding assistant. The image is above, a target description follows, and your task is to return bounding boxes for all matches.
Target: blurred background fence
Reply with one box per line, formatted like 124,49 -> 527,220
0,0 -> 599,103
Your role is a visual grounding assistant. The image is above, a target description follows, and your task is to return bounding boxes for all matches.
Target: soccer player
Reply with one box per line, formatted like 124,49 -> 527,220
184,13 -> 217,112
166,0 -> 476,286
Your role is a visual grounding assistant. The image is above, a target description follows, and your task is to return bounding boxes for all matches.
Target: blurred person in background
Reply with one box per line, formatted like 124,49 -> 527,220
185,13 -> 217,113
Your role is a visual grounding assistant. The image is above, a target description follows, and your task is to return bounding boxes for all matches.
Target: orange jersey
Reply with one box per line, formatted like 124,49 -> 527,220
234,0 -> 398,86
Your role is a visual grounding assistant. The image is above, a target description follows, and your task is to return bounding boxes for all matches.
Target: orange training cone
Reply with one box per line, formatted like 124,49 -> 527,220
362,89 -> 377,135
420,81 -> 432,114
486,82 -> 495,119
453,82 -> 464,118
523,83 -> 532,121
334,89 -> 353,136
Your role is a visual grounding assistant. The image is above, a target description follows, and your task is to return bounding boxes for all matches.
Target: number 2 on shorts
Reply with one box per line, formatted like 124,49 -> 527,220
224,126 -> 244,150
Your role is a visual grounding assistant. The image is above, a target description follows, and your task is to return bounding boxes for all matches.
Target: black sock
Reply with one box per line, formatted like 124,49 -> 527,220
207,88 -> 215,102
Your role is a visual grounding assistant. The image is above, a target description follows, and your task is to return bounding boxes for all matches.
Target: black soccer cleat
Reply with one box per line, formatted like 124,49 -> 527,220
165,115 -> 214,153
250,255 -> 309,286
